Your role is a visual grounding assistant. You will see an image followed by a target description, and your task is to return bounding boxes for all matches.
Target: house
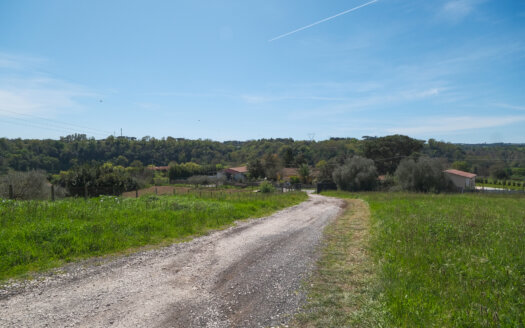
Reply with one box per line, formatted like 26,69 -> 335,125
219,166 -> 248,182
444,169 -> 477,190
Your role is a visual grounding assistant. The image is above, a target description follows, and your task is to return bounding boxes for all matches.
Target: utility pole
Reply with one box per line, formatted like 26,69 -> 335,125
120,128 -> 122,137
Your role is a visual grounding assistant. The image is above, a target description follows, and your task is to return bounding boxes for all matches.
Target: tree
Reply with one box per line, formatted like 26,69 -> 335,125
451,161 -> 470,172
262,154 -> 282,180
332,156 -> 378,191
316,160 -> 336,182
0,170 -> 50,200
56,163 -> 138,197
279,146 -> 294,167
395,157 -> 453,192
489,164 -> 510,180
363,135 -> 424,174
114,155 -> 129,166
298,164 -> 311,184
248,159 -> 265,179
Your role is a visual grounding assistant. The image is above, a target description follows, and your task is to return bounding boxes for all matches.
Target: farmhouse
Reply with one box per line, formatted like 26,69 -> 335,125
219,166 -> 248,182
444,169 -> 476,190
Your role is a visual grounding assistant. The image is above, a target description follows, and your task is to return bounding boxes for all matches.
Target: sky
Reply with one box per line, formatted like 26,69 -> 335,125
0,0 -> 524,143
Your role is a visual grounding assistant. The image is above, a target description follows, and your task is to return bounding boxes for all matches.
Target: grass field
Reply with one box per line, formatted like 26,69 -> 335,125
310,191 -> 525,327
0,191 -> 307,281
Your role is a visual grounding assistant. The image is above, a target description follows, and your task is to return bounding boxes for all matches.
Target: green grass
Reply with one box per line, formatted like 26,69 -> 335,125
0,191 -> 307,281
322,191 -> 525,327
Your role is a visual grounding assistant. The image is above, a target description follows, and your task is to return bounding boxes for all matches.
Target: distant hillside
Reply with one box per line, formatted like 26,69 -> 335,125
1,134 -> 524,178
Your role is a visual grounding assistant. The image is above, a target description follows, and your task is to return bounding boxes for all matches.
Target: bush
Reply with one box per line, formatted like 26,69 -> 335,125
289,176 -> 301,184
56,163 -> 138,197
395,157 -> 454,192
187,175 -> 209,186
259,181 -> 275,193
332,156 -> 378,191
0,170 -> 51,200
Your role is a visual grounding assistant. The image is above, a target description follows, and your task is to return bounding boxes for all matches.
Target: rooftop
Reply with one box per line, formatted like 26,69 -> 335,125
444,169 -> 477,179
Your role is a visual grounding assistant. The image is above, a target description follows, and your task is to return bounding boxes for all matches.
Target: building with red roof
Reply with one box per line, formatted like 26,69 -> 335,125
444,169 -> 477,190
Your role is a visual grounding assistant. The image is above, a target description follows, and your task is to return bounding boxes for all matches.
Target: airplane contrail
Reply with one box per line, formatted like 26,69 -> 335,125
268,0 -> 378,42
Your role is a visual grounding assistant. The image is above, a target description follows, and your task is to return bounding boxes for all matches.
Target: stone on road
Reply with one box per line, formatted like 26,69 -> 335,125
0,194 -> 343,328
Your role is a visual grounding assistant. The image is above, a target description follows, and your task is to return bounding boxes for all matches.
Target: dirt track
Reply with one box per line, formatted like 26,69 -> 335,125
0,194 -> 343,328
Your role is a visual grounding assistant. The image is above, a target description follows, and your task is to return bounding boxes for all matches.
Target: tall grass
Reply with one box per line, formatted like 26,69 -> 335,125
0,192 -> 307,281
324,191 -> 525,327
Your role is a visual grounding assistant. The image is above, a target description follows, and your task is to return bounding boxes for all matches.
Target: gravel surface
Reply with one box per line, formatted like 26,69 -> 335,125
0,194 -> 343,328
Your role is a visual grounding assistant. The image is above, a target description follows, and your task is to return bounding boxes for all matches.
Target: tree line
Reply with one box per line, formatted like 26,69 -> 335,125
1,134 -> 524,176
1,134 -> 524,198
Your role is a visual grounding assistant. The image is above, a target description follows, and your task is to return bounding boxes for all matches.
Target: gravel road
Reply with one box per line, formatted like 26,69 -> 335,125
0,194 -> 343,328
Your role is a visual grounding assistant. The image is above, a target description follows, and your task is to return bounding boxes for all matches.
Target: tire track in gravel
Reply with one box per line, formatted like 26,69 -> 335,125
0,194 -> 344,328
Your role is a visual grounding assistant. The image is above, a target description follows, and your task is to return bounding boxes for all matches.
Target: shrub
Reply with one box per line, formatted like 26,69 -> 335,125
187,175 -> 209,186
259,181 -> 275,193
0,170 -> 51,200
395,157 -> 454,192
289,176 -> 301,184
56,163 -> 138,197
332,156 -> 378,191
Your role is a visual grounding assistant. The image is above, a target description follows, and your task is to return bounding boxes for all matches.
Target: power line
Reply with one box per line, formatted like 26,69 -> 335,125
0,116 -> 108,137
0,108 -> 112,135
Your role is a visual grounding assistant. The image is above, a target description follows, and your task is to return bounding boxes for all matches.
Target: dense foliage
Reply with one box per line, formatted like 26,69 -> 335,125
363,135 -> 425,174
55,163 -> 139,197
168,162 -> 219,180
332,156 -> 378,191
0,134 -> 524,180
394,157 -> 455,192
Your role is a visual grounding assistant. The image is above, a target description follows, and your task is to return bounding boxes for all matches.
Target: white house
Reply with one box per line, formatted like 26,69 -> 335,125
444,169 -> 477,190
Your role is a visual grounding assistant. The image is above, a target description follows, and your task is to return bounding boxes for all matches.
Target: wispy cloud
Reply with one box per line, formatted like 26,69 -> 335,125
290,86 -> 446,119
240,94 -> 350,104
0,53 -> 96,117
494,103 -> 525,111
440,0 -> 486,21
0,77 -> 95,117
269,0 -> 379,42
388,115 -> 525,135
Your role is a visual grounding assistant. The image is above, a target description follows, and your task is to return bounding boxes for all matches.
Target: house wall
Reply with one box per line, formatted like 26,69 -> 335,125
233,173 -> 246,182
445,173 -> 476,190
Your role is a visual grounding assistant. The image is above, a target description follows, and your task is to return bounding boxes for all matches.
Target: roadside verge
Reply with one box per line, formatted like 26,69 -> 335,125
291,198 -> 385,327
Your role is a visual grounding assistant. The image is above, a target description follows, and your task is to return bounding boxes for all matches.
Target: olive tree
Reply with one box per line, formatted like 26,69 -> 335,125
332,156 -> 378,191
395,157 -> 454,192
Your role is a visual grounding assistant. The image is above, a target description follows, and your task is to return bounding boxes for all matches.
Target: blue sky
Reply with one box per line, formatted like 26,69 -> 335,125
0,0 -> 524,142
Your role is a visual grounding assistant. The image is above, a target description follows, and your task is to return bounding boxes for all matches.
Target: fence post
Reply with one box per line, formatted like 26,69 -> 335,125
51,185 -> 55,202
136,189 -> 139,198
155,187 -> 158,195
84,184 -> 88,199
8,184 -> 13,199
